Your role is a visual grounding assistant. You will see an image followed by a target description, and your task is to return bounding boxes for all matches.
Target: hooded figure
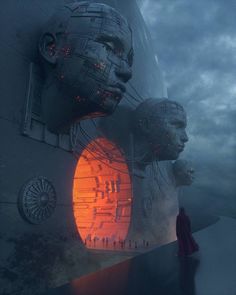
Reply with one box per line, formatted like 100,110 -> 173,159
176,207 -> 199,256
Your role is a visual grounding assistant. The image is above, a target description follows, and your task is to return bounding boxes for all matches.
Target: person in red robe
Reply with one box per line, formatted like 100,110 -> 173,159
176,207 -> 199,256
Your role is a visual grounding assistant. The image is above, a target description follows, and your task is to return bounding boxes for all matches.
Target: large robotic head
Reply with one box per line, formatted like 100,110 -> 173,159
173,159 -> 195,186
133,98 -> 188,161
39,2 -> 133,133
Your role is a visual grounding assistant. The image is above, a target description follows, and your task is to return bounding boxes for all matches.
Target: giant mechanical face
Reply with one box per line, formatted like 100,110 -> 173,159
133,98 -> 188,161
39,2 -> 133,133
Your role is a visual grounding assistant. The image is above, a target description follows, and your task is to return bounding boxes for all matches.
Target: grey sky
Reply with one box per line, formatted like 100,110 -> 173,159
138,0 -> 236,217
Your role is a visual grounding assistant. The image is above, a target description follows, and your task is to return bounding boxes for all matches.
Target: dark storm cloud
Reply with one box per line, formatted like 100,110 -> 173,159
139,0 -> 236,217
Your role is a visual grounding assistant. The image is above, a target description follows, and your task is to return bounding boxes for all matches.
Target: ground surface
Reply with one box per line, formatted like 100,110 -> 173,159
42,216 -> 236,295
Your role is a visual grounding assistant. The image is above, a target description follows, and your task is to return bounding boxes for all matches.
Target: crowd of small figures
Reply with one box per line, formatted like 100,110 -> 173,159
84,237 -> 150,250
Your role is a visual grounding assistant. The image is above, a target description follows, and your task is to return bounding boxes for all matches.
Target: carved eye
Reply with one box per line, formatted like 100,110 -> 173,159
103,41 -> 115,51
171,121 -> 183,128
103,41 -> 123,57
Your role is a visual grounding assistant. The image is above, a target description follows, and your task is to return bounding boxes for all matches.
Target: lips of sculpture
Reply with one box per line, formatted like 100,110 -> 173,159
177,144 -> 185,152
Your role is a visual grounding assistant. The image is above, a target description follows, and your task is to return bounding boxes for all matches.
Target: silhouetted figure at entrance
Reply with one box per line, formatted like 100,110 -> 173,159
176,207 -> 199,256
129,240 -> 132,248
105,237 -> 109,247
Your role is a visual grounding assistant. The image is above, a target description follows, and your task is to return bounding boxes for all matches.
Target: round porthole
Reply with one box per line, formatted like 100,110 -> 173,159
18,177 -> 57,224
73,138 -> 132,249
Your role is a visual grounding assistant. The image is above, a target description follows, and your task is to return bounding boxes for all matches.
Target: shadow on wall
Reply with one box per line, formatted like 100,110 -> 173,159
0,233 -> 92,294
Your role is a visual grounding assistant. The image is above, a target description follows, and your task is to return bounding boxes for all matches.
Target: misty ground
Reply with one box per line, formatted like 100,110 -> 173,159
42,216 -> 236,295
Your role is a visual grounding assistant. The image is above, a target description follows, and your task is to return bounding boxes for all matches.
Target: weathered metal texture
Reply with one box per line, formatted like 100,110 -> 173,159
17,176 -> 57,224
0,1 -> 168,294
38,2 -> 133,133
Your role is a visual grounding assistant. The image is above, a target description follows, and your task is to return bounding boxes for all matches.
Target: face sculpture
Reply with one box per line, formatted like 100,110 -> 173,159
133,98 -> 188,161
173,159 -> 195,186
39,2 -> 133,133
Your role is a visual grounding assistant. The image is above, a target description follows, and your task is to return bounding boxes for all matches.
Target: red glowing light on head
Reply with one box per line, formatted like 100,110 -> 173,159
94,62 -> 106,70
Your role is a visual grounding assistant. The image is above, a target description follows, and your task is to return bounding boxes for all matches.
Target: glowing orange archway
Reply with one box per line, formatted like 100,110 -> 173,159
73,138 -> 132,249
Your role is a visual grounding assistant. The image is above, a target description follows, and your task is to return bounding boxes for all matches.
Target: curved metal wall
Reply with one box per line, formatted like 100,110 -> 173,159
0,1 -> 166,294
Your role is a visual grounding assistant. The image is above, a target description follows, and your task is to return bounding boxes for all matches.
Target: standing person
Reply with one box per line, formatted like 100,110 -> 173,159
93,237 -> 96,247
176,207 -> 199,256
129,240 -> 132,248
105,237 -> 109,248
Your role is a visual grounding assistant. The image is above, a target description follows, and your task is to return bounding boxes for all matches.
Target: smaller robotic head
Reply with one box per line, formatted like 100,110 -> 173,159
132,98 -> 188,161
39,2 -> 133,133
173,159 -> 195,186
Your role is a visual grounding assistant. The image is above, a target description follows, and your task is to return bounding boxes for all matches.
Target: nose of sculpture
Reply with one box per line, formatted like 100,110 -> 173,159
181,130 -> 188,143
115,62 -> 132,83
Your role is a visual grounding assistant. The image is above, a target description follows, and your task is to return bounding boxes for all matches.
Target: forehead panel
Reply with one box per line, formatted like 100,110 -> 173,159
65,3 -> 132,43
147,106 -> 186,124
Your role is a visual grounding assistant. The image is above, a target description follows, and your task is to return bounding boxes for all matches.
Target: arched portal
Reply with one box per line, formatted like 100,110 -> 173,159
73,138 -> 132,249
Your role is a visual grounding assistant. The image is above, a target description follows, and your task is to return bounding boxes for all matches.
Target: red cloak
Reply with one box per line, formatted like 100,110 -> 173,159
176,210 -> 199,256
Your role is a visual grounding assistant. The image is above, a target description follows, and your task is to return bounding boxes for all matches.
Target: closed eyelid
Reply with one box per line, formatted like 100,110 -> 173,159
96,35 -> 125,50
171,121 -> 186,127
108,37 -> 124,49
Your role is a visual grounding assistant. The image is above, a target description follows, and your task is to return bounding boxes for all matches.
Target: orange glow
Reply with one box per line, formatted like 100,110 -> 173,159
73,138 -> 132,249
